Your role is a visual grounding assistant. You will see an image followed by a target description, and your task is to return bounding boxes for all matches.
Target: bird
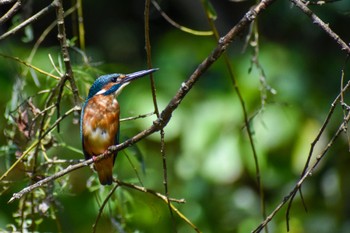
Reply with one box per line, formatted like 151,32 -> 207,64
80,68 -> 158,185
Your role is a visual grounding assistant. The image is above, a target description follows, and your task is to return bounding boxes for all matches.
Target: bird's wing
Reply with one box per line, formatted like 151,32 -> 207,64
80,101 -> 91,160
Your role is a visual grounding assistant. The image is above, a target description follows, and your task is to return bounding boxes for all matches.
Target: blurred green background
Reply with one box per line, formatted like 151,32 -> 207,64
1,0 -> 350,232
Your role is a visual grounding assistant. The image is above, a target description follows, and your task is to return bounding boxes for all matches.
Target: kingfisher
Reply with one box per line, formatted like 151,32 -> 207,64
81,68 -> 158,185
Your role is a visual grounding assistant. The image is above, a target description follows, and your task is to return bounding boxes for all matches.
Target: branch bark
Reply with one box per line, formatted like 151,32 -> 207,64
9,0 -> 278,203
290,0 -> 350,55
0,0 -> 57,41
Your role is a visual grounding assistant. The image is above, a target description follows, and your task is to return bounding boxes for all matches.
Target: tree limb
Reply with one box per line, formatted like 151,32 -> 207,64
290,0 -> 350,55
8,0 -> 278,203
0,0 -> 57,41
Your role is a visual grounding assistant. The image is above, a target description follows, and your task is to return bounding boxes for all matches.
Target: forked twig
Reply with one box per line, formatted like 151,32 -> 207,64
0,0 -> 58,41
9,0 -> 277,204
290,0 -> 350,54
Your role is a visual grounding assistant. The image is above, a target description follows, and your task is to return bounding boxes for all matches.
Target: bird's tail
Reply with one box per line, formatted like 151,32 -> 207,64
94,155 -> 114,185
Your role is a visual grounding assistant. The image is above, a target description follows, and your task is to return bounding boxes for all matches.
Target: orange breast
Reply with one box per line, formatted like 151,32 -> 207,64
82,95 -> 120,156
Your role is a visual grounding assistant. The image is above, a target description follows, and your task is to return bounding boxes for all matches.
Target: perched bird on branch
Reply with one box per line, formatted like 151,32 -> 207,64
81,68 -> 158,185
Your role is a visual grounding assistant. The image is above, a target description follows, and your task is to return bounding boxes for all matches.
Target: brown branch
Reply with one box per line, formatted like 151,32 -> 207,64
0,0 -> 57,41
0,0 -> 22,25
290,0 -> 350,55
253,73 -> 350,233
120,111 -> 155,122
91,179 -> 192,233
116,179 -> 185,204
25,4 -> 78,73
145,0 -> 177,231
32,85 -> 59,176
285,59 -> 350,230
201,1 -> 268,231
55,0 -> 80,125
115,179 -> 200,232
253,108 -> 350,232
281,1 -> 350,229
8,158 -> 92,203
0,106 -> 79,182
252,3 -> 350,231
8,0 -> 278,203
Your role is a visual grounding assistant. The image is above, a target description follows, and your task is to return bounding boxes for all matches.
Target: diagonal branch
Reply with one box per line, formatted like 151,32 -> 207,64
8,0 -> 278,203
0,0 -> 58,41
0,0 -> 22,25
290,0 -> 350,54
252,65 -> 350,232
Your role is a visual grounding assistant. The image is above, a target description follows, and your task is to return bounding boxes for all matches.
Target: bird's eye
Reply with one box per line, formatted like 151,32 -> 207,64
111,77 -> 118,82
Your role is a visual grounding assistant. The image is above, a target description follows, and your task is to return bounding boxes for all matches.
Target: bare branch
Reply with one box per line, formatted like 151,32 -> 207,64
0,53 -> 60,80
115,179 -> 200,232
120,112 -> 155,122
290,0 -> 350,55
0,0 -> 22,25
0,0 -> 57,41
145,0 -> 177,230
54,0 -> 80,128
8,0 -> 278,203
253,69 -> 350,233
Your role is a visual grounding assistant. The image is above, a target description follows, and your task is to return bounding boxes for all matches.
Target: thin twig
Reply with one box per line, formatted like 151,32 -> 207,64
120,112 -> 155,122
0,106 -> 79,182
9,0 -> 278,204
92,183 -> 120,233
281,0 -> 350,229
253,106 -> 350,232
25,4 -> 78,73
115,179 -> 201,232
0,0 -> 58,41
244,18 -> 272,233
253,74 -> 350,233
200,1 -> 268,231
290,0 -> 350,54
151,0 -> 213,36
32,84 -> 60,177
55,0 -> 80,113
0,0 -> 22,24
145,1 -> 176,231
0,53 -> 60,80
116,179 -> 185,204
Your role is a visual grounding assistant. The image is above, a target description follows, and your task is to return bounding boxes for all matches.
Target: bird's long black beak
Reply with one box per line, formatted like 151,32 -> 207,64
122,68 -> 159,83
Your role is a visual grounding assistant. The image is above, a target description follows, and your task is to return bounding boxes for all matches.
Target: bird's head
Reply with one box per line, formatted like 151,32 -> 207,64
87,68 -> 159,99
